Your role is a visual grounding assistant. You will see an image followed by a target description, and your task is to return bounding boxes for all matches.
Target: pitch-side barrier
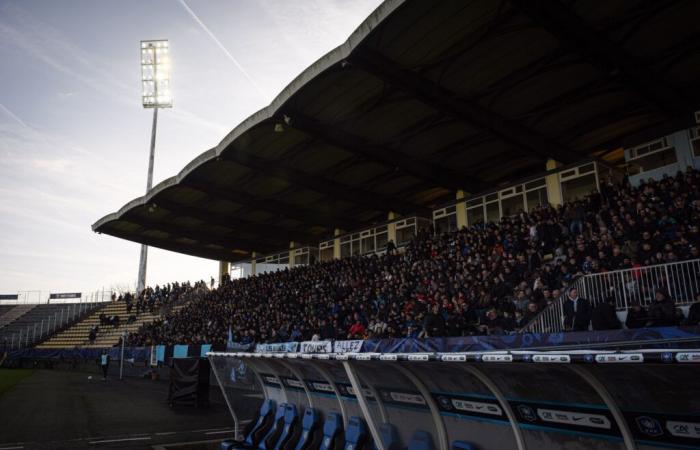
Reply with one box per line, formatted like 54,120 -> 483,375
209,349 -> 700,450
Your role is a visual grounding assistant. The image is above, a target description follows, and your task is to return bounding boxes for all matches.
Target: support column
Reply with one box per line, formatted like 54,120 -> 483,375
288,242 -> 295,267
251,252 -> 257,276
333,229 -> 341,259
545,158 -> 563,207
456,190 -> 467,229
218,261 -> 230,285
387,212 -> 397,248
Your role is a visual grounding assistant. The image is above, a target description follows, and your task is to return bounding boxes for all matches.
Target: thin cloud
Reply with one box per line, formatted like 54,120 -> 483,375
0,102 -> 30,129
177,0 -> 269,100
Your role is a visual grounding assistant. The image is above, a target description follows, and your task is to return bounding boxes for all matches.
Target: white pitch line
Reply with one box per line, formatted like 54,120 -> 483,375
89,436 -> 152,444
204,429 -> 235,435
0,446 -> 25,450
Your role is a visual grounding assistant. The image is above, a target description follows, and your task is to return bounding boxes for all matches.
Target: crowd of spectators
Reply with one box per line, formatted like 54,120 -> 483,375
126,168 -> 700,346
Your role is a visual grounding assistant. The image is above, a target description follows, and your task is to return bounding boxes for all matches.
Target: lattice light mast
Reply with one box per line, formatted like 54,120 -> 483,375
137,39 -> 172,293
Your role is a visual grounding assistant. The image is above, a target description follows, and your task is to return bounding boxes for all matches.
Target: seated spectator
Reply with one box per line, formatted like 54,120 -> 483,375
625,302 -> 648,329
685,293 -> 700,326
591,296 -> 621,330
647,289 -> 677,327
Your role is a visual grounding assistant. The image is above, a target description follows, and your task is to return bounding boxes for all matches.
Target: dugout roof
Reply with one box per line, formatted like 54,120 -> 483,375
93,0 -> 700,261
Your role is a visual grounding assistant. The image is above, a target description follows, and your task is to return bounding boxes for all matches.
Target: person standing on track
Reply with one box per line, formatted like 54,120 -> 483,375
99,350 -> 110,380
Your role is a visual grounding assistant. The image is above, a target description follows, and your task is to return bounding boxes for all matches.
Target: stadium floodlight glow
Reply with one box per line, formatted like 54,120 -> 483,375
137,39 -> 172,293
140,39 -> 172,108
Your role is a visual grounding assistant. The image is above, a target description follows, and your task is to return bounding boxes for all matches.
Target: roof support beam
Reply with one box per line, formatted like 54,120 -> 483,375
182,179 -> 363,230
221,144 -> 430,216
139,200 -> 316,245
508,0 -> 694,118
280,109 -> 490,193
350,48 -> 581,164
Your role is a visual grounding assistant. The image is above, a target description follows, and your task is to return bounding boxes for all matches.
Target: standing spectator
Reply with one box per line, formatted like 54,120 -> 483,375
563,288 -> 591,331
422,304 -> 445,337
99,350 -> 110,381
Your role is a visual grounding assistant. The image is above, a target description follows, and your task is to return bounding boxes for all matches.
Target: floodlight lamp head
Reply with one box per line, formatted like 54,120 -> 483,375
140,39 -> 172,108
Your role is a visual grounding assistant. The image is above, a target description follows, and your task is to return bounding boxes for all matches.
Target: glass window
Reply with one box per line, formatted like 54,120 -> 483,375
466,197 -> 483,208
500,194 -> 524,217
467,206 -> 484,226
396,226 -> 415,246
279,255 -> 289,264
435,213 -> 457,234
627,147 -> 677,175
361,236 -> 374,254
692,138 -> 700,158
375,231 -> 388,250
294,253 -> 308,265
526,187 -> 548,210
340,242 -> 351,258
351,240 -> 361,256
486,201 -> 500,223
561,173 -> 597,202
525,178 -> 546,190
320,247 -> 334,262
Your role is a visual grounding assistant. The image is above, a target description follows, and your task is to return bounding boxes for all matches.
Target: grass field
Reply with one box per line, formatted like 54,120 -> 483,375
0,369 -> 34,398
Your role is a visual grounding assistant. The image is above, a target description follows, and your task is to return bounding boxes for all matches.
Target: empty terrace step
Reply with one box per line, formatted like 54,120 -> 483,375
0,305 -> 36,328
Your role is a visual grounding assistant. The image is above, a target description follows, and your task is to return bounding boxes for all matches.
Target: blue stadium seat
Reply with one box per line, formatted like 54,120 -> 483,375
273,404 -> 299,450
407,431 -> 434,450
451,441 -> 475,450
259,403 -> 289,450
319,412 -> 344,450
221,399 -> 276,450
374,423 -> 401,450
343,416 -> 367,450
289,408 -> 321,450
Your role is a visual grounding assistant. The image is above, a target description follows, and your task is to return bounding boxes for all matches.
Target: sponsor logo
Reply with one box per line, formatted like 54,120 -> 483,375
533,354 -> 571,363
389,391 -> 426,405
676,352 -> 700,363
451,399 -> 502,416
666,421 -> 700,439
537,408 -> 611,429
437,396 -> 453,411
595,354 -> 643,363
636,416 -> 663,437
517,405 -> 537,422
311,382 -> 333,392
481,354 -> 513,363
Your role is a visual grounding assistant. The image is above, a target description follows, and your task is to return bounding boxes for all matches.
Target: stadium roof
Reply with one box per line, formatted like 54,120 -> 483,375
93,0 -> 700,262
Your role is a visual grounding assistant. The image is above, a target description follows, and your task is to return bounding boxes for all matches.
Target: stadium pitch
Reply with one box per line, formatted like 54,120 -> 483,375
0,369 -> 259,449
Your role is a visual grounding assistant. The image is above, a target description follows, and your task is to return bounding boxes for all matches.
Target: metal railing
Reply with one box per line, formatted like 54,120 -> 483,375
521,259 -> 700,334
2,299 -> 109,351
0,288 -> 112,305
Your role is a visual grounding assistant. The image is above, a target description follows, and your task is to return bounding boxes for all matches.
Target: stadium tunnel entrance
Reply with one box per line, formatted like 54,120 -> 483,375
209,350 -> 700,450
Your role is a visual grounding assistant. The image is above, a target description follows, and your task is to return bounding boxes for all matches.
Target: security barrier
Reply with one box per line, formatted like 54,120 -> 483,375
209,349 -> 700,450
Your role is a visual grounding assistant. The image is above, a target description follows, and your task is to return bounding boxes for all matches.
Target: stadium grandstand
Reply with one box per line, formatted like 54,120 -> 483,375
4,1 -> 700,449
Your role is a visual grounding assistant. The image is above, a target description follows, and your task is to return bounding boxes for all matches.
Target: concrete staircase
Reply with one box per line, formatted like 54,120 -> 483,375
37,301 -> 184,349
0,305 -> 36,329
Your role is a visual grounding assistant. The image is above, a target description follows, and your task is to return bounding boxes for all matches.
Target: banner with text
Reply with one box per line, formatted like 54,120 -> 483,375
300,340 -> 333,353
255,342 -> 299,353
333,340 -> 364,353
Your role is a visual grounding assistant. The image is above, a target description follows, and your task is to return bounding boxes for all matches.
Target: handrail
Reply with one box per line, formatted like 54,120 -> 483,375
520,259 -> 700,334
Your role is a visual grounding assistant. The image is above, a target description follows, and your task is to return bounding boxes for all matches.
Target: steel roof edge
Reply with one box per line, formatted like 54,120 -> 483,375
92,0 -> 406,233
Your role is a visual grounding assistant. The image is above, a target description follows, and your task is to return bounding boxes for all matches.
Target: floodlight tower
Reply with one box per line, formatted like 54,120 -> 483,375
137,39 -> 172,293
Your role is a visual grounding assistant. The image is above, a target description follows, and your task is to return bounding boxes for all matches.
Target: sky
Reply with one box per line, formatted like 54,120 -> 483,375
0,0 -> 383,296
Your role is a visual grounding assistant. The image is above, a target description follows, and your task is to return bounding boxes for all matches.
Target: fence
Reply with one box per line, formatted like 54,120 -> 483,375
0,288 -> 112,305
3,300 -> 108,351
521,259 -> 700,334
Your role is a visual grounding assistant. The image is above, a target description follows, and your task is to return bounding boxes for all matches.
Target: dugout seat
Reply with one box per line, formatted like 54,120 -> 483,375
374,423 -> 401,450
273,404 -> 299,450
451,441 -> 475,450
318,412 -> 344,450
259,404 -> 289,450
284,408 -> 321,450
221,399 -> 276,450
343,416 -> 368,450
407,431 -> 434,450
